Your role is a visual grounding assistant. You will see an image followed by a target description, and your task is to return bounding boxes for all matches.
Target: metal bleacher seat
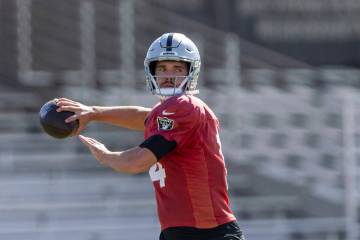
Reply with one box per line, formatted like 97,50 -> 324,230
217,85 -> 346,205
0,173 -> 159,240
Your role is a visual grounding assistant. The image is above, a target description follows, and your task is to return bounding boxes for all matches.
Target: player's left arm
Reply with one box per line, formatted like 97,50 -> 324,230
79,135 -> 157,174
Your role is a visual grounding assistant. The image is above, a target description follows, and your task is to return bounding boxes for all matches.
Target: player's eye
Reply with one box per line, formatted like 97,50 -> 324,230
156,67 -> 165,72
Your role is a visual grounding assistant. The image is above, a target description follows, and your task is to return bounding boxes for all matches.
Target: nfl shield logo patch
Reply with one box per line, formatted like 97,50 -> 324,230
157,117 -> 174,130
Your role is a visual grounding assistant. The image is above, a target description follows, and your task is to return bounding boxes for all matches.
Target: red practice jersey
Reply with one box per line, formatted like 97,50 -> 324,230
144,95 -> 236,230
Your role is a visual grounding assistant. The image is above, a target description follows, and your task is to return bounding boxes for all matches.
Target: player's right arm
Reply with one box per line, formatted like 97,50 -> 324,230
56,98 -> 151,133
90,105 -> 151,131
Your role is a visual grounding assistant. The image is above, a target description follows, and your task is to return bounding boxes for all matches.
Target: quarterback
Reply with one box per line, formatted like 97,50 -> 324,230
57,33 -> 245,240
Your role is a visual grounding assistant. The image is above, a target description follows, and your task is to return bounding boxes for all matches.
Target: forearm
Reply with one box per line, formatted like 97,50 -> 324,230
91,106 -> 151,131
101,146 -> 156,174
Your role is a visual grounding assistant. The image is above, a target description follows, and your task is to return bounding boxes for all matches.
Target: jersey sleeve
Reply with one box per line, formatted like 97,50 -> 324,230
150,99 -> 201,149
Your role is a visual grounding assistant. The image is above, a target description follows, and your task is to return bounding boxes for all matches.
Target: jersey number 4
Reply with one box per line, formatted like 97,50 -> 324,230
149,162 -> 166,188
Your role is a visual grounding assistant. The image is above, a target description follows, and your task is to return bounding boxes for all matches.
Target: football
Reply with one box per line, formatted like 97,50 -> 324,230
39,100 -> 79,139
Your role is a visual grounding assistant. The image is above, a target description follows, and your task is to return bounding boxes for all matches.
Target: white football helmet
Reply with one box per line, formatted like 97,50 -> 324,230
144,33 -> 201,97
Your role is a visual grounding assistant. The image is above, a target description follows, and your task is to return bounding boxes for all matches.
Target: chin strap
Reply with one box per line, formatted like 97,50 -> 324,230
155,87 -> 183,96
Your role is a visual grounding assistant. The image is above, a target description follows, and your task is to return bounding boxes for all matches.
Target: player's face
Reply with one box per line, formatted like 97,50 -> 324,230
155,61 -> 189,88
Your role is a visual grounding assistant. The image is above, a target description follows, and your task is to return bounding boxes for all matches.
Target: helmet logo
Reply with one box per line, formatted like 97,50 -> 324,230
166,33 -> 174,51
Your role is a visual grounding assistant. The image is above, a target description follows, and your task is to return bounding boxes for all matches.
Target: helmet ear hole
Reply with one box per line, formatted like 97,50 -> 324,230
185,62 -> 191,75
149,61 -> 157,75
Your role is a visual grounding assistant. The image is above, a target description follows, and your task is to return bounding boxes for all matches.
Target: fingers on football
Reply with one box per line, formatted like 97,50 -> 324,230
56,101 -> 79,110
56,102 -> 79,108
65,113 -> 79,123
56,99 -> 79,109
57,98 -> 78,104
58,108 -> 81,119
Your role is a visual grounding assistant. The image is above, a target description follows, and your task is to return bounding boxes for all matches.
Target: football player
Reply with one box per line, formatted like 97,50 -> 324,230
56,33 -> 245,240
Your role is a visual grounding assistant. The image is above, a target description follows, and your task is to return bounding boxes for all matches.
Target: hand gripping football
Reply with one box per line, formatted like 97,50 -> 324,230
39,99 -> 79,139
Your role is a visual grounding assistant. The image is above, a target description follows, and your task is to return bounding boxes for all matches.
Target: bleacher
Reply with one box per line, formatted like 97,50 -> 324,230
0,84 -> 353,240
0,174 -> 159,240
1,0 -> 359,239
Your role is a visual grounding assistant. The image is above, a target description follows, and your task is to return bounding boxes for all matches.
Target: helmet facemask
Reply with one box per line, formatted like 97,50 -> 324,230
145,60 -> 200,97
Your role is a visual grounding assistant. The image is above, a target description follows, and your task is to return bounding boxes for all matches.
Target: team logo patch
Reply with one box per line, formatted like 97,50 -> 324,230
157,116 -> 174,131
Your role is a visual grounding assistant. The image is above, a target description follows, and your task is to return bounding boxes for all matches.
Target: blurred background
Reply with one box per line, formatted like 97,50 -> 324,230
0,0 -> 359,239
